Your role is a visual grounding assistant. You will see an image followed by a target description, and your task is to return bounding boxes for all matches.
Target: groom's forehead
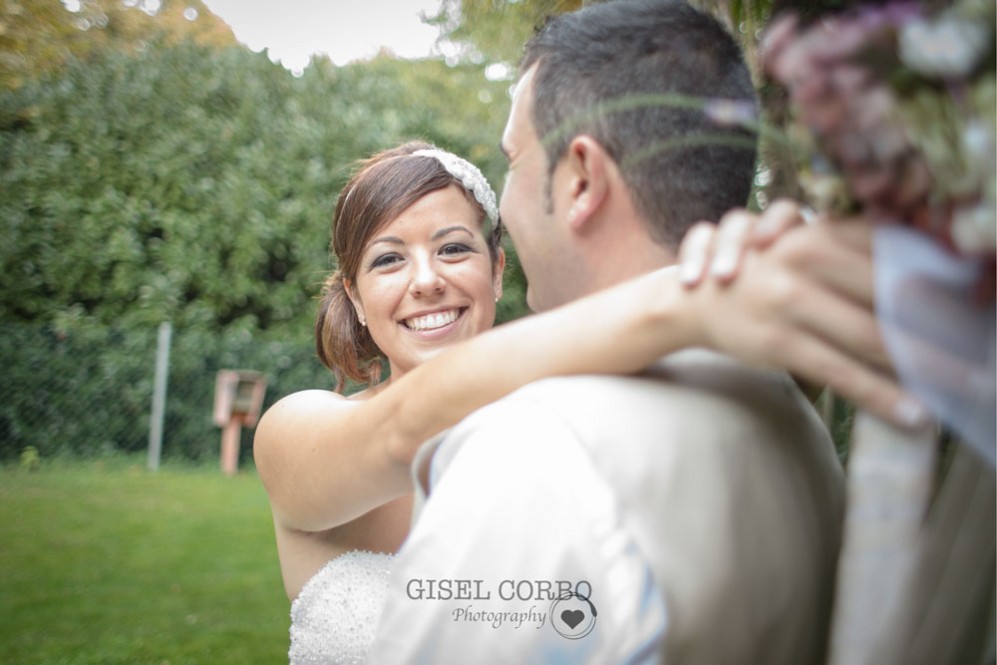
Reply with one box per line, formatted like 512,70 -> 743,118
501,68 -> 538,155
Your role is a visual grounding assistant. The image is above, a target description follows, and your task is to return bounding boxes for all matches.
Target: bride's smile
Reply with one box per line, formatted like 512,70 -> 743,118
348,184 -> 504,380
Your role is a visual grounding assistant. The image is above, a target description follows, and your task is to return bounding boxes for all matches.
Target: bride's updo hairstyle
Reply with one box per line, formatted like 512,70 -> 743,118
316,140 -> 503,392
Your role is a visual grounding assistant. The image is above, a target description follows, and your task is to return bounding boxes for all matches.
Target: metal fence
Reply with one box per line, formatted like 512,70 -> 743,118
0,320 -> 332,466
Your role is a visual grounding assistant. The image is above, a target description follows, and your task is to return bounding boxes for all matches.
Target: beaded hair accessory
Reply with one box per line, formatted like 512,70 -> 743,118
412,148 -> 499,225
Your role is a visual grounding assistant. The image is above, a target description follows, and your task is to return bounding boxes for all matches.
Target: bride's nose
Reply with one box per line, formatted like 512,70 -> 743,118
409,257 -> 445,297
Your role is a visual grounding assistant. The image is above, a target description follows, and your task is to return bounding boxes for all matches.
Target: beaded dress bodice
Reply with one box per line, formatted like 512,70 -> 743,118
288,550 -> 394,665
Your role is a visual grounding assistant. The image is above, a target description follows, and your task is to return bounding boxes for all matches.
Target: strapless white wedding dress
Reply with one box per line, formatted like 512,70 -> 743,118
288,550 -> 394,664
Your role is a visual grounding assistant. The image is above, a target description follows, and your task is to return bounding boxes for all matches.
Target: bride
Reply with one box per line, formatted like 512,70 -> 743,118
253,141 -> 914,664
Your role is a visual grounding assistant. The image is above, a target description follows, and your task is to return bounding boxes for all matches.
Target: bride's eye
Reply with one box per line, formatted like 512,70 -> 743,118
439,243 -> 472,257
370,253 -> 402,269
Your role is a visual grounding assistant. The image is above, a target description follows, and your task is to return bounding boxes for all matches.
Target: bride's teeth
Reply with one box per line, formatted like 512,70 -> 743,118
406,309 -> 460,331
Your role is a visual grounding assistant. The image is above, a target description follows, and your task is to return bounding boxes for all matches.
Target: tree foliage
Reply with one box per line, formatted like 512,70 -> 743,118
1,41 -> 514,335
429,0 -> 583,66
427,0 -> 773,68
0,0 -> 235,90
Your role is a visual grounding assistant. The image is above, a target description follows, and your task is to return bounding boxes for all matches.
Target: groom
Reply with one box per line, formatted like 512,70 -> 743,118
372,1 -> 855,662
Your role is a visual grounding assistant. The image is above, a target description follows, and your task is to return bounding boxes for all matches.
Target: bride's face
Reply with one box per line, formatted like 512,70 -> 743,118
348,185 -> 504,379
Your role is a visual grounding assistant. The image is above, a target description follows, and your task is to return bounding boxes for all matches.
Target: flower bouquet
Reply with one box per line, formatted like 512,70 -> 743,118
760,0 -> 996,461
761,0 -> 995,258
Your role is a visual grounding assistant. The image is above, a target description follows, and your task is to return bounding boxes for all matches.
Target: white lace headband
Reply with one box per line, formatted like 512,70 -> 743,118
412,148 -> 499,225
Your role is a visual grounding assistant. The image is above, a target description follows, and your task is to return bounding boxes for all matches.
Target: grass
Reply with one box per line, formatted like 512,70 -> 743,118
0,457 -> 290,664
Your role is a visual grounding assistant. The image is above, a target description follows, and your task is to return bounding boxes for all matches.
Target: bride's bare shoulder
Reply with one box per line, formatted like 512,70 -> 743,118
259,389 -> 357,426
277,388 -> 348,405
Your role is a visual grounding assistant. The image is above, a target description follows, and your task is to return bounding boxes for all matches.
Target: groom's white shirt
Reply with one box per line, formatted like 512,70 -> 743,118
369,350 -> 844,664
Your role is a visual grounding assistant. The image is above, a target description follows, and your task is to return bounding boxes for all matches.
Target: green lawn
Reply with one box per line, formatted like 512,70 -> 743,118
0,458 -> 290,664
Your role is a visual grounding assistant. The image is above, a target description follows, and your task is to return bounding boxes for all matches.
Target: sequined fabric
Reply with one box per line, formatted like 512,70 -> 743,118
289,550 -> 394,664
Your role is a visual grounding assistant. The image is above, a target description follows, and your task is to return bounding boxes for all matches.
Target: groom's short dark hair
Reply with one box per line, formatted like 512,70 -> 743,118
521,0 -> 758,248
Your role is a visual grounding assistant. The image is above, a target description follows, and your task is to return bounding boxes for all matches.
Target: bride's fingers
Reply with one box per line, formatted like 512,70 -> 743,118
679,222 -> 717,287
815,214 -> 875,253
711,210 -> 755,282
802,293 -> 893,371
775,330 -> 932,430
751,199 -> 808,248
770,224 -> 877,309
735,252 -> 893,371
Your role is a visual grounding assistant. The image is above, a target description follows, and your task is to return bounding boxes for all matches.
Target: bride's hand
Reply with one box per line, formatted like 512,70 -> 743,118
676,203 -> 930,430
679,199 -> 809,287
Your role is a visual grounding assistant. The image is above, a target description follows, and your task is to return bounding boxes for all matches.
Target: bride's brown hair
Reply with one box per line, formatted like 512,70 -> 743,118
316,141 -> 503,392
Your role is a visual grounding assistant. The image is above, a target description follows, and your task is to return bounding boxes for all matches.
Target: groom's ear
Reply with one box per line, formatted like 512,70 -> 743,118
561,135 -> 611,234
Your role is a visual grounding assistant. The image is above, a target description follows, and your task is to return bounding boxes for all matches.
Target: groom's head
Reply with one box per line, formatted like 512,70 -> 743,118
499,0 -> 758,311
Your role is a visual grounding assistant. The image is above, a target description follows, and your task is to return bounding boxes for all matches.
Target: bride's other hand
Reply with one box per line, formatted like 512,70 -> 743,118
678,211 -> 931,431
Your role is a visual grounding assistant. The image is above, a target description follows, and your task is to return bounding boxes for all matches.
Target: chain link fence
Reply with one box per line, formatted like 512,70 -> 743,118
0,320 -> 333,466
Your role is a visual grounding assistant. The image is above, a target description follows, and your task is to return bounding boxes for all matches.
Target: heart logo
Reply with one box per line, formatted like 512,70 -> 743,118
560,609 -> 585,629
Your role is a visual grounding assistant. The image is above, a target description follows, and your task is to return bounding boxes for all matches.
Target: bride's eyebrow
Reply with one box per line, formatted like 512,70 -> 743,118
366,226 -> 472,250
432,226 -> 474,241
367,236 -> 404,249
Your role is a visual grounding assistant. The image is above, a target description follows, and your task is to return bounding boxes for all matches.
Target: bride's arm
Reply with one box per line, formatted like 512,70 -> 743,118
254,201 -> 922,533
253,269 -> 694,533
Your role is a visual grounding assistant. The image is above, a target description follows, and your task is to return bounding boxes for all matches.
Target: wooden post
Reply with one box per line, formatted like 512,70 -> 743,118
213,370 -> 266,476
220,414 -> 244,476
